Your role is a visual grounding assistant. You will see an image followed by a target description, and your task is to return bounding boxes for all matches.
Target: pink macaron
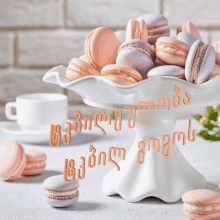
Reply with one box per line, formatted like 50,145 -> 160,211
185,39 -> 216,84
182,189 -> 220,220
66,58 -> 101,81
85,27 -> 120,71
22,149 -> 47,176
116,39 -> 155,79
177,22 -> 201,39
0,140 -> 26,181
126,18 -> 148,42
101,64 -> 142,86
155,37 -> 190,67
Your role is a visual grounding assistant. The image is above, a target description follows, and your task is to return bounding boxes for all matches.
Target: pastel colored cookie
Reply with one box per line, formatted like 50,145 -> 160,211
0,140 -> 26,181
177,32 -> 198,47
115,30 -> 126,45
22,149 -> 47,176
155,37 -> 190,67
43,175 -> 79,207
101,64 -> 142,86
116,39 -> 155,79
210,67 -> 220,80
85,27 -> 120,71
79,54 -> 89,63
212,41 -> 220,68
185,39 -> 216,84
136,13 -> 170,44
177,22 -> 201,39
66,58 -> 100,81
126,19 -> 148,42
147,65 -> 185,80
182,189 -> 220,220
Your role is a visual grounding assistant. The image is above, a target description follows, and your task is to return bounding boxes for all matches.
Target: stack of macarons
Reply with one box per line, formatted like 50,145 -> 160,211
0,140 -> 47,181
64,13 -> 219,85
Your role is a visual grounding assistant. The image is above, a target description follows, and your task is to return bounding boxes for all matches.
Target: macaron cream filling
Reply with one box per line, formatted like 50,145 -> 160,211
148,24 -> 169,35
190,41 -> 209,83
132,19 -> 141,39
44,188 -> 79,200
103,70 -> 142,83
184,203 -> 220,213
25,161 -> 46,168
156,43 -> 188,58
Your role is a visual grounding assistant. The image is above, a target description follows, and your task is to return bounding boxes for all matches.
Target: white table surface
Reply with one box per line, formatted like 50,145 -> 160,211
0,118 -> 220,220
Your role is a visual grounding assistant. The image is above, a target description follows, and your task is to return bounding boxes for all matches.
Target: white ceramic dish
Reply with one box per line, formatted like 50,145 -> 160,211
43,66 -> 220,203
2,119 -> 75,144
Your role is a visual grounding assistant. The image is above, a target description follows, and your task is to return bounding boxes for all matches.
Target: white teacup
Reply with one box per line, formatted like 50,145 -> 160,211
5,93 -> 68,132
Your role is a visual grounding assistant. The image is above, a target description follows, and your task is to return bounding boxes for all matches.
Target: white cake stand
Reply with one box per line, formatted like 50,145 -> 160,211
43,66 -> 220,203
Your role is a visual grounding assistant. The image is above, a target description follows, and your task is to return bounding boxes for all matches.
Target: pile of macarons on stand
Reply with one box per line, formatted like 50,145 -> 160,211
1,12 -> 220,219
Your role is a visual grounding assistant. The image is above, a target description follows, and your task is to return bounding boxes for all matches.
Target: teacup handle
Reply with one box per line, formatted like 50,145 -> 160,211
5,102 -> 17,120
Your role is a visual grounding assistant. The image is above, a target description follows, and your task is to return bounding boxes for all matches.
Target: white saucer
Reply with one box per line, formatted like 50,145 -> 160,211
2,119 -> 75,144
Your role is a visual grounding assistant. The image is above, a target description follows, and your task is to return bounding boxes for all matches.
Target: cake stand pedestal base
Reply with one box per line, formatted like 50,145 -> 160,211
102,110 -> 206,203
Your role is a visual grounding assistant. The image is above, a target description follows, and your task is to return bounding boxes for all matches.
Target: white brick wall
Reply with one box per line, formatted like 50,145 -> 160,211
17,30 -> 89,67
66,0 -> 160,28
0,0 -> 220,105
0,0 -> 63,28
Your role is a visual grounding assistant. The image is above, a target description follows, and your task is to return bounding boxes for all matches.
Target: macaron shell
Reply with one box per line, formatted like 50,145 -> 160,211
116,49 -> 155,78
136,13 -> 170,44
0,140 -> 26,180
43,175 -> 79,191
66,58 -> 100,81
185,40 -> 215,84
85,27 -> 120,70
126,19 -> 148,42
22,149 -> 47,176
116,39 -> 155,79
182,189 -> 220,205
115,31 -> 126,45
183,22 -> 201,39
177,32 -> 198,47
147,65 -> 185,79
197,44 -> 216,83
156,37 -> 190,67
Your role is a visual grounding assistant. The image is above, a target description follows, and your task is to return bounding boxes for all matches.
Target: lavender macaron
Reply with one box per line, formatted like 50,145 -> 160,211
43,175 -> 79,208
148,65 -> 185,80
136,13 -> 170,44
185,39 -> 216,84
116,39 -> 155,79
177,32 -> 198,47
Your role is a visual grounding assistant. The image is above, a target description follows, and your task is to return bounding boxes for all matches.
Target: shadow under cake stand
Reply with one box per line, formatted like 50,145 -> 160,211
43,66 -> 220,203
